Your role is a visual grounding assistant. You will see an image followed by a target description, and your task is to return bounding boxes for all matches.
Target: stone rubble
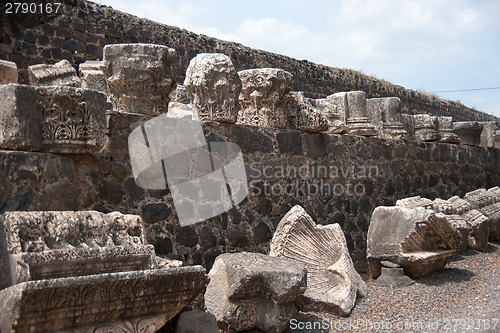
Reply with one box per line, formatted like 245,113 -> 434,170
0,59 -> 18,84
0,211 -> 206,333
270,205 -> 366,316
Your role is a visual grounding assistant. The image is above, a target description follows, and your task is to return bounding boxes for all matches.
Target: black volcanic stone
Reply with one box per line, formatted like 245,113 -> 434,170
253,221 -> 272,244
277,131 -> 302,154
141,203 -> 172,223
175,225 -> 198,248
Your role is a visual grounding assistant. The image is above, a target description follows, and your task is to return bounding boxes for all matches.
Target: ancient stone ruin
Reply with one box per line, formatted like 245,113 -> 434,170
270,205 -> 366,316
0,1 -> 499,329
0,211 -> 206,332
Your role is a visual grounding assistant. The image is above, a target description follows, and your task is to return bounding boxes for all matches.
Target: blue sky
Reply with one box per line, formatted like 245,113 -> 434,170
97,0 -> 500,118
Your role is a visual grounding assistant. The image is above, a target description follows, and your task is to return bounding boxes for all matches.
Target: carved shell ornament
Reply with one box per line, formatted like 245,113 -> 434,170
270,205 -> 366,315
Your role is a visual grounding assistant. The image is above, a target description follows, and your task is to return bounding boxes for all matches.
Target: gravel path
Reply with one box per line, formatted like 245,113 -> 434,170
291,241 -> 500,333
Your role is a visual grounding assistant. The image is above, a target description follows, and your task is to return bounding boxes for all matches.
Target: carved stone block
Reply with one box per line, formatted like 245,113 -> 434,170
324,92 -> 348,133
412,114 -> 440,142
35,86 -> 109,154
166,102 -> 195,120
169,84 -> 191,104
286,91 -> 328,132
0,59 -> 18,84
0,211 -> 207,332
453,121 -> 483,146
270,205 -> 366,315
432,196 -> 472,215
464,188 -> 493,209
461,209 -> 490,251
345,91 -> 376,136
400,113 -> 415,140
237,68 -> 293,128
205,252 -> 306,332
28,59 -> 81,87
0,84 -> 42,151
102,43 -> 179,115
184,53 -> 241,123
368,206 -> 463,279
395,196 -> 433,209
437,116 -> 460,144
366,97 -> 407,140
478,121 -> 497,147
479,202 -> 500,241
79,60 -> 108,93
0,266 -> 207,333
494,130 -> 500,148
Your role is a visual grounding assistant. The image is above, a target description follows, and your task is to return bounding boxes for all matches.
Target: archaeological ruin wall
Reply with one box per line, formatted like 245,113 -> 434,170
1,0 -> 499,123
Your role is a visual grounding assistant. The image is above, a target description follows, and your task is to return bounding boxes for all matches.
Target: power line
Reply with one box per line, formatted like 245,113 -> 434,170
434,86 -> 500,93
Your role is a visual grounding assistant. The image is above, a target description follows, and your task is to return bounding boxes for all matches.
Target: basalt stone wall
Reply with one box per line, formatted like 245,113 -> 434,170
0,0 -> 498,124
1,115 -> 499,272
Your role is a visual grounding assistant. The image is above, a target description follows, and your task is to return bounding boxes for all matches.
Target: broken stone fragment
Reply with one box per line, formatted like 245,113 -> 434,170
323,92 -> 348,133
366,97 -> 407,140
0,84 -> 42,151
237,68 -> 293,128
395,196 -> 433,209
169,84 -> 191,104
184,53 -> 241,123
437,116 -> 460,144
286,91 -> 328,132
368,206 -> 463,279
205,252 -> 307,333
479,202 -> 500,241
0,59 -> 18,84
0,210 -> 207,333
412,114 -> 440,142
79,60 -> 108,93
28,59 -> 81,87
102,43 -> 179,115
166,102 -> 195,120
464,188 -> 494,209
478,121 -> 496,147
270,205 -> 366,316
432,196 -> 472,215
461,209 -> 490,251
453,121 -> 483,146
345,91 -> 376,136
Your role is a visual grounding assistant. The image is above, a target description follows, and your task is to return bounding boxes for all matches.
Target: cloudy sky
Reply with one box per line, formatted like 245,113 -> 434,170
97,0 -> 500,118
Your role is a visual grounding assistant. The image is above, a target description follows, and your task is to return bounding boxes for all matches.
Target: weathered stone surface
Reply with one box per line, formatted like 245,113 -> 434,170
28,59 -> 81,87
345,91 -> 376,136
286,91 -> 328,132
395,196 -> 433,209
478,121 -> 496,147
366,97 -> 407,140
367,206 -> 463,279
412,114 -> 439,142
35,86 -> 109,154
270,205 -> 366,315
0,84 -> 41,151
371,266 -> 415,287
169,84 -> 191,104
494,130 -> 500,148
184,53 -> 241,123
0,211 -> 207,332
176,309 -> 219,333
102,43 -> 179,115
461,209 -> 490,251
453,121 -> 483,146
437,116 -> 460,144
323,92 -> 348,133
479,202 -> 500,241
205,252 -> 306,332
0,60 -> 18,84
432,196 -> 472,215
78,60 -> 108,93
487,186 -> 500,202
237,68 -> 292,128
0,267 -> 206,333
464,188 -> 493,209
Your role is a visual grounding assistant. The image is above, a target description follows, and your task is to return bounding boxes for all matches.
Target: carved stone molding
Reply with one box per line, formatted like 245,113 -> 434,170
102,43 -> 179,116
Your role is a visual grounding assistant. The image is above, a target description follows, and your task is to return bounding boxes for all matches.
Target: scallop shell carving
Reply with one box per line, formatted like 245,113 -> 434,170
270,205 -> 366,315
